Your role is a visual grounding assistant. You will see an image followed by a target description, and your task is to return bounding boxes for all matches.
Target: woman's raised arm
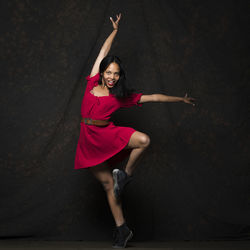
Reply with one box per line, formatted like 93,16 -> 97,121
90,13 -> 121,77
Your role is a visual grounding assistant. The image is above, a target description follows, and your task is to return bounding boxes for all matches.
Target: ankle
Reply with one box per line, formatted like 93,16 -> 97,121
117,222 -> 129,233
116,221 -> 125,227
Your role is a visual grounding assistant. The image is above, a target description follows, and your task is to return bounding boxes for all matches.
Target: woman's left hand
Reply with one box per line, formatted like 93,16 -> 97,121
183,93 -> 196,106
110,13 -> 121,30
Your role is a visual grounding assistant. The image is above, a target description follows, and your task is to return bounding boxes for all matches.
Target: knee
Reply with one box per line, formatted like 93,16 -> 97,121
101,180 -> 113,192
139,133 -> 150,148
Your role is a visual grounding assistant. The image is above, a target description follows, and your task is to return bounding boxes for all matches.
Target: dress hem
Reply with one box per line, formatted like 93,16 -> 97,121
74,130 -> 136,170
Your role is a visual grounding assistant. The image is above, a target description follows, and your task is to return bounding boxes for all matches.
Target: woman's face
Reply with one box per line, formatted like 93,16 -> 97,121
102,62 -> 120,88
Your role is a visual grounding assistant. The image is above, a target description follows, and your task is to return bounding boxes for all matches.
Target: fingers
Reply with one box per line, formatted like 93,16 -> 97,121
117,13 -> 121,20
190,98 -> 196,106
186,99 -> 195,106
110,13 -> 121,26
184,93 -> 195,101
109,16 -> 114,24
184,93 -> 196,106
114,13 -> 121,22
115,14 -> 121,24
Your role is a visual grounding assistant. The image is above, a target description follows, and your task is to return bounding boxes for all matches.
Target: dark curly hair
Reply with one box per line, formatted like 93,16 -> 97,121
98,55 -> 135,98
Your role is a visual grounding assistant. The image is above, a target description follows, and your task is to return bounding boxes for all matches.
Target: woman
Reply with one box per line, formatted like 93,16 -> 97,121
74,14 -> 195,248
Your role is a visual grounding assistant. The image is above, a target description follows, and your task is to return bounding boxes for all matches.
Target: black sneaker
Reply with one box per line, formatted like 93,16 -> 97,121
112,169 -> 133,199
112,223 -> 133,248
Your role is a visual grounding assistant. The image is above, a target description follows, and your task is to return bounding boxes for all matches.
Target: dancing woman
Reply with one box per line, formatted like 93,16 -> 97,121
74,14 -> 195,248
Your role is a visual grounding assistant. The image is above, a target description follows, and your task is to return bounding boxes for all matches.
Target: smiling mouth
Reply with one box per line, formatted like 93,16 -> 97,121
107,80 -> 115,86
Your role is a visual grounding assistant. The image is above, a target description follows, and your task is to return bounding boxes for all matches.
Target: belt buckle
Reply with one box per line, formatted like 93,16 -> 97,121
89,118 -> 93,125
85,118 -> 92,125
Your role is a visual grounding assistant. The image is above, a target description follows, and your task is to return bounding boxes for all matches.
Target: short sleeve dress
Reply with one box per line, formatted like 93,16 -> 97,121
74,73 -> 143,169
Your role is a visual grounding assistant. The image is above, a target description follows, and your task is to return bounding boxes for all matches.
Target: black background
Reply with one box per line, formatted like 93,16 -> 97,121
0,0 -> 249,241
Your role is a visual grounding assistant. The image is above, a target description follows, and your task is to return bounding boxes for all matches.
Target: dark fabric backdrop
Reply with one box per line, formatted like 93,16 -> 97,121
0,0 -> 249,241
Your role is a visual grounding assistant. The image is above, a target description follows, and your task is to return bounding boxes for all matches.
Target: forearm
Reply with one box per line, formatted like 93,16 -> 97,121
155,94 -> 184,103
100,29 -> 118,56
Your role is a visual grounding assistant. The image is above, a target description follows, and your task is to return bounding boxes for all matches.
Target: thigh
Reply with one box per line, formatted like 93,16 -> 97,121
125,131 -> 148,149
89,162 -> 113,183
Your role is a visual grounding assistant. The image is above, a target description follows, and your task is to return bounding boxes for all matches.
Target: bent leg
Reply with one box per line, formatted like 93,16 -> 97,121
89,162 -> 125,227
124,131 -> 150,176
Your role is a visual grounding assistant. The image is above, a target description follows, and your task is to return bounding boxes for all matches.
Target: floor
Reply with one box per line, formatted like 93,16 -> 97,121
0,241 -> 249,250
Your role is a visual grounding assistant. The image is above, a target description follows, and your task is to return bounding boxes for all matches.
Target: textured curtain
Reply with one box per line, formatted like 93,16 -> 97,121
0,0 -> 249,240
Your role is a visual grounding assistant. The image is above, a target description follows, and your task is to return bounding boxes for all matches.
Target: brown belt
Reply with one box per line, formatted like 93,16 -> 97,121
81,117 -> 109,126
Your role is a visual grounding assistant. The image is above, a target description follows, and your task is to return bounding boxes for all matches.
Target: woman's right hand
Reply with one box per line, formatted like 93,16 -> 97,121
110,13 -> 121,30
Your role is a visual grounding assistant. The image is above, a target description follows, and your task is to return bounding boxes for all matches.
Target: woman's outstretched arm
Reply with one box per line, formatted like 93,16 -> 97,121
90,13 -> 121,77
139,93 -> 196,106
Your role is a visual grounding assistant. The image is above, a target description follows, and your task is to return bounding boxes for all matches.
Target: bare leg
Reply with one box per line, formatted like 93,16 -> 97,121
124,131 -> 150,176
90,163 -> 125,226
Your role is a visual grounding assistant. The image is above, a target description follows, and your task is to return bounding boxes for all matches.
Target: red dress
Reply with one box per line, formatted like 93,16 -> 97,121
74,73 -> 143,169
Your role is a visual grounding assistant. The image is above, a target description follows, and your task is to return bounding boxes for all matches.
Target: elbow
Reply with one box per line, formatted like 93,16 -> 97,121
152,94 -> 160,102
